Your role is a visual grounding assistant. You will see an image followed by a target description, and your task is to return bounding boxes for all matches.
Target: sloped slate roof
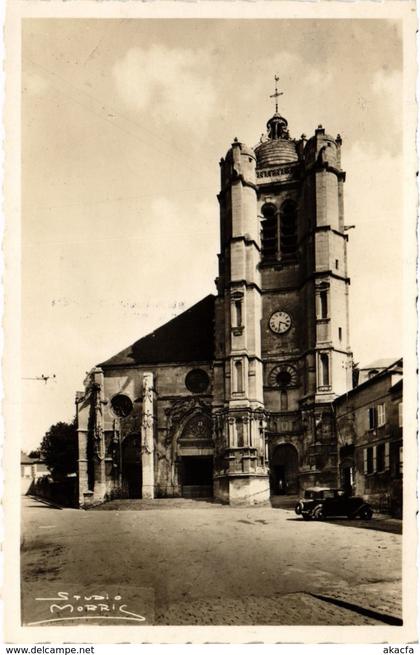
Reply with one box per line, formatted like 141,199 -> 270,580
359,357 -> 400,370
99,295 -> 215,368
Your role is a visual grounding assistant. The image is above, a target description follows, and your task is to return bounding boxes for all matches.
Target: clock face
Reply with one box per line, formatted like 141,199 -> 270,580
269,311 -> 292,334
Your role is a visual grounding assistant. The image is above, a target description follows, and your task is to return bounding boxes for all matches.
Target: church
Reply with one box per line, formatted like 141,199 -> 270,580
75,89 -> 354,508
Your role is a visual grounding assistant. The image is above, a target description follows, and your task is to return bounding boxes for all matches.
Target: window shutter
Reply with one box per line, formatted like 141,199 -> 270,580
363,448 -> 368,474
385,442 -> 390,471
377,403 -> 386,427
372,445 -> 377,473
368,407 -> 378,430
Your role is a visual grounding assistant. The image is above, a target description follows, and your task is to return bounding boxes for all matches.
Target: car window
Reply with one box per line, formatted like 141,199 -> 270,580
304,490 -> 321,500
324,490 -> 334,499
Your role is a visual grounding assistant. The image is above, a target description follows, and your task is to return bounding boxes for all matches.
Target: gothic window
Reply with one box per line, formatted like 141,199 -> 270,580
111,394 -> 133,418
320,290 -> 328,318
280,199 -> 298,258
180,414 -> 212,443
235,360 -> 244,393
185,369 -> 210,393
320,353 -> 330,386
261,203 -> 278,261
235,300 -> 242,327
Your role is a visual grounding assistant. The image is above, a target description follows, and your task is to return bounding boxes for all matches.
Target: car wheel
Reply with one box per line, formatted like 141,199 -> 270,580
312,505 -> 324,520
295,503 -> 302,515
359,506 -> 373,520
302,514 -> 311,521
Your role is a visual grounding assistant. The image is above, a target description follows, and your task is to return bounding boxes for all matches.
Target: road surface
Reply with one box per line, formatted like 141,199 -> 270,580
21,496 -> 402,626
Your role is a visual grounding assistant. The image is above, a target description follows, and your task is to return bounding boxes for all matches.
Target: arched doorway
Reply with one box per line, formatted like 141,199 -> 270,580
339,445 -> 355,495
122,434 -> 142,498
178,413 -> 213,499
270,443 -> 299,495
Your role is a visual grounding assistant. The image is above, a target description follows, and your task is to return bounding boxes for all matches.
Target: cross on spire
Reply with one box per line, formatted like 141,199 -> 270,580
270,74 -> 283,113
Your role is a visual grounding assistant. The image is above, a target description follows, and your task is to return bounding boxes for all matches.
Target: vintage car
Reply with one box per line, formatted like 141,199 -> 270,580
295,487 -> 373,521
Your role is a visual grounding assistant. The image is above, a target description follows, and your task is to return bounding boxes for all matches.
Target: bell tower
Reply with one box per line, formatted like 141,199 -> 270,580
212,138 -> 270,505
213,79 -> 353,502
255,80 -> 353,493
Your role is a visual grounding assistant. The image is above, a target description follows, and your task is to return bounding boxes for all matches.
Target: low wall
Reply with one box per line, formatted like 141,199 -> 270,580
27,476 -> 78,508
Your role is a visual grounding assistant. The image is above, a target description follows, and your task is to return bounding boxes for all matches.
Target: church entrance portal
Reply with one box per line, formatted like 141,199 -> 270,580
181,456 -> 213,499
270,444 -> 299,495
122,434 -> 142,498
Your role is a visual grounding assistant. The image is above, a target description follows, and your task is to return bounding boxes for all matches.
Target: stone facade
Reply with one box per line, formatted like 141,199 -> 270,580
76,108 -> 356,507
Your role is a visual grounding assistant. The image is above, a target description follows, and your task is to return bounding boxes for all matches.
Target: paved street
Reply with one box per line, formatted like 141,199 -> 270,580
21,496 -> 402,626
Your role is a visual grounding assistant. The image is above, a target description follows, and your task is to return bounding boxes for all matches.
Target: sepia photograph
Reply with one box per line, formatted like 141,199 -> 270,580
4,0 -> 417,645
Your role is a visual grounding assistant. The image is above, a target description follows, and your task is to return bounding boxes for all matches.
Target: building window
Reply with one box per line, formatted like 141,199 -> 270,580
368,404 -> 386,429
261,203 -> 278,260
377,403 -> 386,427
399,445 -> 403,475
280,199 -> 298,258
364,447 -> 374,474
335,259 -> 339,269
320,353 -> 330,386
111,394 -> 133,418
368,407 -> 376,429
398,402 -> 403,427
234,300 -> 242,328
320,290 -> 328,318
185,369 -> 210,393
376,443 -> 385,472
338,327 -> 342,341
235,360 -> 244,393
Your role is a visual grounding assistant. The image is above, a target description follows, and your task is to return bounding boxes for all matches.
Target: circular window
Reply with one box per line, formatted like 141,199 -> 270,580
276,371 -> 292,387
185,369 -> 210,394
111,394 -> 133,418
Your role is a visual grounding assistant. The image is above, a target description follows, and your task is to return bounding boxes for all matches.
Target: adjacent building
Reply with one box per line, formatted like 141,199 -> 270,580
21,452 -> 49,495
335,359 -> 403,517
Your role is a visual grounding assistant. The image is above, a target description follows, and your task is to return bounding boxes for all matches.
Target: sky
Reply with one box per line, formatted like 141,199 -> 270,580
21,18 -> 405,451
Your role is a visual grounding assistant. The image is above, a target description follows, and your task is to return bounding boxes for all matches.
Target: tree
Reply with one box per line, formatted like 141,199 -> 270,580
28,449 -> 41,459
40,420 -> 78,481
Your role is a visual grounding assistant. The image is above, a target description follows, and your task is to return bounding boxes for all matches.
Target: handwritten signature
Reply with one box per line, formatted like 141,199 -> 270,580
29,591 -> 146,626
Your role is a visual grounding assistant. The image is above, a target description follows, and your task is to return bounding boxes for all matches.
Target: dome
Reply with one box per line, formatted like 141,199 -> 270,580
254,139 -> 299,167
